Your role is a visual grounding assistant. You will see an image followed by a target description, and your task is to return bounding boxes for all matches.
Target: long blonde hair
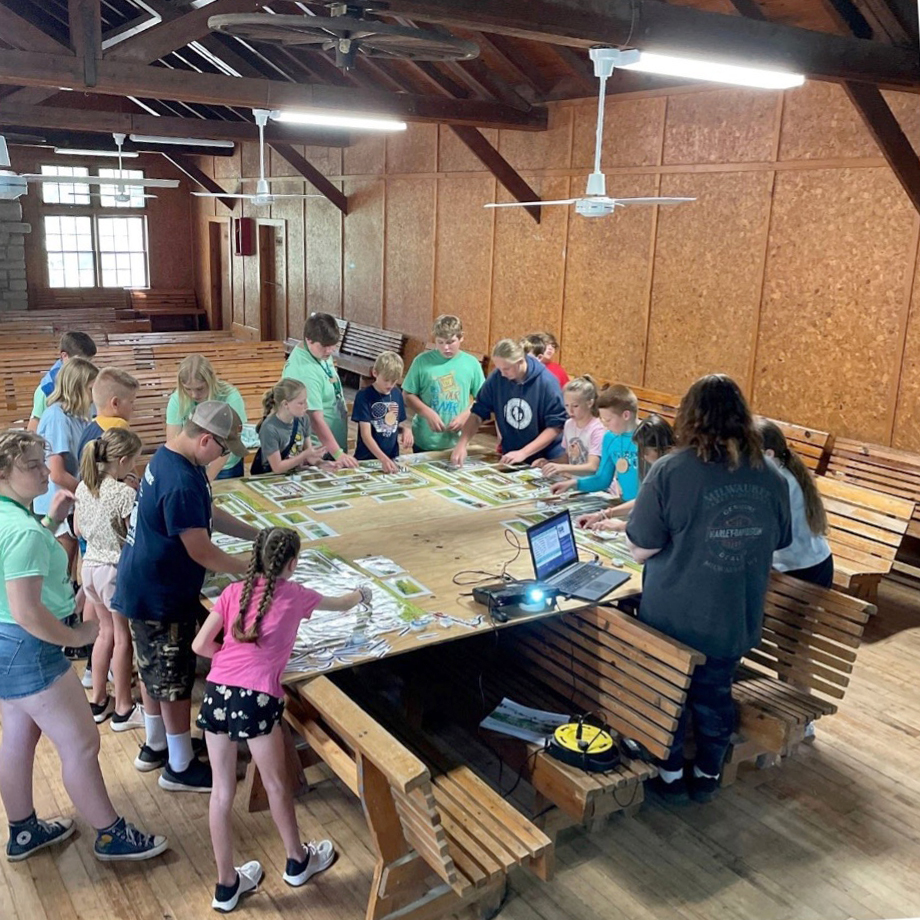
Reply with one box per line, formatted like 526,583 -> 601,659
175,354 -> 233,419
258,378 -> 306,432
563,375 -> 599,416
47,357 -> 98,419
79,428 -> 143,497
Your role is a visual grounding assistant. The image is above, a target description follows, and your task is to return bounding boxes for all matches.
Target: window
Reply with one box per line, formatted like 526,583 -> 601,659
41,165 -> 91,205
44,216 -> 96,288
98,168 -> 146,208
98,217 -> 148,287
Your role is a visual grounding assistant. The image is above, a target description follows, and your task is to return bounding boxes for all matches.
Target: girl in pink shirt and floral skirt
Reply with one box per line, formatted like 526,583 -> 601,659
193,526 -> 371,913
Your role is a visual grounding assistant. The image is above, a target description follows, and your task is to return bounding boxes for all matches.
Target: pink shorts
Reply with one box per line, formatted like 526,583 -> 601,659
82,563 -> 119,611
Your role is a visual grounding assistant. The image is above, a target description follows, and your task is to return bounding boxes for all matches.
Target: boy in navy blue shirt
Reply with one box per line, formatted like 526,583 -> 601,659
352,352 -> 413,473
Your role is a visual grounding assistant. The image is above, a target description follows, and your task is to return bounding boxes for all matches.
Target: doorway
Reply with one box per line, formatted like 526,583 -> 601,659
207,218 -> 232,331
258,221 -> 286,341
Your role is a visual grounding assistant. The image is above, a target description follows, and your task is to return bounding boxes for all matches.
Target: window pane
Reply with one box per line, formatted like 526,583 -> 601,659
44,214 -> 95,288
97,217 -> 147,288
41,165 -> 90,205
98,168 -> 145,208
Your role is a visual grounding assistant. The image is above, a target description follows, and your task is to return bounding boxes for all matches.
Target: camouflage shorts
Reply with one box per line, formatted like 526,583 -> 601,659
129,618 -> 198,702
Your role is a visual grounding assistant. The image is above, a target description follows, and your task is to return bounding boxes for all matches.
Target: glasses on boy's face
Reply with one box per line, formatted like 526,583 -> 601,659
212,435 -> 230,457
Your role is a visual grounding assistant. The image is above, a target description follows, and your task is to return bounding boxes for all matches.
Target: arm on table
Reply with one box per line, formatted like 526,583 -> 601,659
180,526 -> 251,575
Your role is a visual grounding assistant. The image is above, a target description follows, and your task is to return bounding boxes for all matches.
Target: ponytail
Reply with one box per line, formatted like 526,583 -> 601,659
258,378 -> 306,433
79,428 -> 143,497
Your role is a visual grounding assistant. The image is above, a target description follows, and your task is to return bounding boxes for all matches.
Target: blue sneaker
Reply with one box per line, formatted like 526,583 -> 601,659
94,817 -> 168,862
7,813 -> 75,862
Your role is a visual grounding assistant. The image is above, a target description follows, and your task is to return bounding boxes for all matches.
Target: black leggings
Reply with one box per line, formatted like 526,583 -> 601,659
783,553 -> 834,589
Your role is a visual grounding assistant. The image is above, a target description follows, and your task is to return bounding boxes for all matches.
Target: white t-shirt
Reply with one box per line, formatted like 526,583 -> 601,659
75,478 -> 137,566
562,417 -> 605,466
770,462 -> 832,573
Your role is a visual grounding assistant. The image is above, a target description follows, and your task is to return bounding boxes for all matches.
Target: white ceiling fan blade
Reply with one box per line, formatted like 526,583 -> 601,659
191,192 -> 253,198
605,196 -> 696,207
262,193 -> 325,198
23,175 -> 179,188
484,199 -> 578,209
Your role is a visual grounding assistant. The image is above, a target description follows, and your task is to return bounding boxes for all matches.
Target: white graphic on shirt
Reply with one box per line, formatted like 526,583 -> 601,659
504,398 -> 532,430
371,400 -> 399,437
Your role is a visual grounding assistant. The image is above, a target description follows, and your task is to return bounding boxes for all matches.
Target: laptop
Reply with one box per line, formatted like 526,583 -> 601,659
526,510 -> 631,603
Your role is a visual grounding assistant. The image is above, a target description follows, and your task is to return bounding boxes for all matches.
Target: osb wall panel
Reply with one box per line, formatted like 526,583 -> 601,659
891,248 -> 920,452
342,178 -> 384,326
214,149 -> 242,180
386,124 -> 438,174
778,82 -> 879,160
489,177 -> 570,345
498,106 -> 573,172
663,89 -> 779,164
270,189 -> 305,340
305,193 -> 343,320
384,179 -> 436,343
562,175 -> 659,386
344,135 -> 386,175
437,126 -> 499,173
433,177 -> 495,358
571,96 -> 666,169
645,170 -> 774,395
755,168 -> 915,442
882,91 -> 920,152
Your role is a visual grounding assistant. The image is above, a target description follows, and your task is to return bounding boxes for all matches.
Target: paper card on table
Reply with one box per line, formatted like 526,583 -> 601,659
355,555 -> 406,579
384,574 -> 432,599
372,491 -> 414,503
311,501 -> 352,514
500,519 -> 530,535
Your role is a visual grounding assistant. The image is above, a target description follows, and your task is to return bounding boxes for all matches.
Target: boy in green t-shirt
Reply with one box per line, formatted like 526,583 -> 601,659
403,315 -> 486,453
282,312 -> 359,469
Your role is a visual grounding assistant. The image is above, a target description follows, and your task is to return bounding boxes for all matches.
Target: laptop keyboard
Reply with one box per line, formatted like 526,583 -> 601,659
555,566 -> 599,593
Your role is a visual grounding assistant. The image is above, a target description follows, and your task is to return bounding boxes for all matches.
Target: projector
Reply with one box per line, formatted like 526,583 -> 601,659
472,581 -> 558,618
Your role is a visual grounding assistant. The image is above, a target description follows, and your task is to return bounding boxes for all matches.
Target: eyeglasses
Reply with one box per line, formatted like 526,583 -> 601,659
212,435 -> 230,457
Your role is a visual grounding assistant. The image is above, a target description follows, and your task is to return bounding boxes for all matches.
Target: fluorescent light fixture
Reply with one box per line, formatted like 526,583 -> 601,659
128,134 -> 236,148
271,111 -> 407,132
618,50 -> 804,90
54,148 -> 139,158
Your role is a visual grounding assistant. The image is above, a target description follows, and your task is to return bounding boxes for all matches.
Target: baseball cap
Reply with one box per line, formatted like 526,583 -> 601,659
190,401 -> 247,458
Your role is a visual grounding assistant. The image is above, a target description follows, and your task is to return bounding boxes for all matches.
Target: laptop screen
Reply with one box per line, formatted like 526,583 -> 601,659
527,510 -> 579,581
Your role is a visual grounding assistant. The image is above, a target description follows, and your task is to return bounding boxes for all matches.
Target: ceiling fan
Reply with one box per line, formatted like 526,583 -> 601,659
485,48 -> 695,218
191,109 -> 325,206
88,134 -> 158,204
0,134 -> 180,202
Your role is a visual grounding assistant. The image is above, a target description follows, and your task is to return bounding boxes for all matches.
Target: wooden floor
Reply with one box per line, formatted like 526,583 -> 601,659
1,580 -> 919,920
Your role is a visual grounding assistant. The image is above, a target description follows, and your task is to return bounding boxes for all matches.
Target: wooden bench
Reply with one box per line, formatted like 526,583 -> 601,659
283,317 -> 349,357
336,321 -> 407,384
354,605 -> 705,837
723,571 -> 875,783
277,676 -> 553,920
29,289 -> 130,312
128,288 -> 207,331
816,476 -> 914,602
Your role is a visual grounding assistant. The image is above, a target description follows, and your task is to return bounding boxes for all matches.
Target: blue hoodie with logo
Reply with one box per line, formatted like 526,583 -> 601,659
40,359 -> 63,397
471,355 -> 567,460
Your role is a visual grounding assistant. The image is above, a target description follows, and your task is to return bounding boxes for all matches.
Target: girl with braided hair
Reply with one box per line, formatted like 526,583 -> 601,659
192,526 -> 371,913
74,428 -> 144,728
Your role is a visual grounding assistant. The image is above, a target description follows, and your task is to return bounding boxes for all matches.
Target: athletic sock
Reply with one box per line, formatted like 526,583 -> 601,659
144,712 -> 167,750
693,765 -> 719,780
166,731 -> 194,774
658,768 -> 684,784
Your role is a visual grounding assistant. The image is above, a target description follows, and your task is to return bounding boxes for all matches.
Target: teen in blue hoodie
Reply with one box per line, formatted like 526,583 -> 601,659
451,338 -> 567,466
28,332 -> 97,432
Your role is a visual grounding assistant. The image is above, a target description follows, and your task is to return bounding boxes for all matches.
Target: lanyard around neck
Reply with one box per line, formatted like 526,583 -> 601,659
0,494 -> 29,514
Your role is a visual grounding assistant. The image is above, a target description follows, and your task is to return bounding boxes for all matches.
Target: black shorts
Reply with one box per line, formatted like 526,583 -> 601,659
130,619 -> 198,702
196,681 -> 285,742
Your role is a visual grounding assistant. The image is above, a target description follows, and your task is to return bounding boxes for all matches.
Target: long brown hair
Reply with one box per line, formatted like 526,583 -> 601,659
757,419 -> 827,535
232,527 -> 301,644
675,374 -> 762,471
634,414 -> 675,480
79,428 -> 143,497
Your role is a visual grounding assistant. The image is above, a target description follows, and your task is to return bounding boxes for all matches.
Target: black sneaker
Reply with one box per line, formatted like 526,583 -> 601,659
6,813 -> 75,862
90,696 -> 115,724
158,758 -> 212,792
134,744 -> 168,773
689,773 -> 721,804
647,774 -> 690,805
212,861 -> 264,912
94,817 -> 168,862
63,644 -> 92,661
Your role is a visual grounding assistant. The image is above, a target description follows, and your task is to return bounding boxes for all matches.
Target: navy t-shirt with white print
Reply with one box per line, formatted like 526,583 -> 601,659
626,449 -> 791,660
112,444 -> 212,623
352,385 -> 406,461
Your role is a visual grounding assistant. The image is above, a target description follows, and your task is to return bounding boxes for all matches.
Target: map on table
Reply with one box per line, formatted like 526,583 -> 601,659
417,459 -> 559,506
202,546 -> 453,674
212,488 -> 339,545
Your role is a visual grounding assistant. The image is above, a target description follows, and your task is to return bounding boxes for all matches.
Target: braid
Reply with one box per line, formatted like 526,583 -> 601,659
232,527 -> 300,644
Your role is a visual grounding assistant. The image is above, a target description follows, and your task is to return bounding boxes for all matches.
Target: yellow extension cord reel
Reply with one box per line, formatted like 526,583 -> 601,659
547,718 -> 621,773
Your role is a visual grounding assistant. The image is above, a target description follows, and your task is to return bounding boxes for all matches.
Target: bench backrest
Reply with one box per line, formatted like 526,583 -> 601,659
299,676 -> 462,892
743,572 -> 874,701
511,606 -> 706,761
128,289 -> 200,313
828,437 -> 920,537
816,476 -> 914,574
29,289 -> 130,311
340,321 -> 406,361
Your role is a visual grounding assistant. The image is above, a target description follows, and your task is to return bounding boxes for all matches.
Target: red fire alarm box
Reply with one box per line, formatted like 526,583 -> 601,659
234,217 -> 256,256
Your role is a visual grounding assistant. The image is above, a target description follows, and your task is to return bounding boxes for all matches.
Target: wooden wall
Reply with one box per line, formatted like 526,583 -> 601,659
189,80 -> 920,450
11,146 -> 196,297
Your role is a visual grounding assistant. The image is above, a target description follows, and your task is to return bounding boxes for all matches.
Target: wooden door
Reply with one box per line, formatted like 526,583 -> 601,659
258,222 -> 286,341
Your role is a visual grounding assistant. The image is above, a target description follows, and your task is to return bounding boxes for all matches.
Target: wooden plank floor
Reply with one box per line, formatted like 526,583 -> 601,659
2,586 -> 919,919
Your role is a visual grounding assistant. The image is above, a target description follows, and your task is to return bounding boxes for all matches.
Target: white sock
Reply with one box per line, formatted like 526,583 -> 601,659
658,768 -> 683,784
693,765 -> 719,780
166,731 -> 194,774
144,713 -> 167,751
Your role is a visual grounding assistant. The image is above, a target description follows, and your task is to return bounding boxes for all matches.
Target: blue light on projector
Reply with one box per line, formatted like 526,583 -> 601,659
520,586 -> 548,613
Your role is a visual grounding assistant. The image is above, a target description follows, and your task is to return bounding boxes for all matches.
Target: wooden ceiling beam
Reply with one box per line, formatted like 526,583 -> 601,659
550,45 -> 597,96
269,142 -> 348,214
0,101 -> 353,146
161,151 -> 238,211
0,3 -> 71,53
378,0 -> 920,89
69,0 -> 102,86
445,59 -> 532,110
0,50 -> 549,129
450,125 -> 541,223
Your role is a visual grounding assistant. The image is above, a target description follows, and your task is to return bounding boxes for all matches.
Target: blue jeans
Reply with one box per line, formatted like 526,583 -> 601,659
215,460 -> 244,480
662,655 -> 740,777
0,621 -> 71,700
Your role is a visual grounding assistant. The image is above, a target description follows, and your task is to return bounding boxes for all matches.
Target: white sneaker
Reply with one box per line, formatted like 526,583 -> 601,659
110,703 -> 145,733
212,860 -> 263,912
81,667 -> 93,689
803,721 -> 816,741
283,840 -> 336,887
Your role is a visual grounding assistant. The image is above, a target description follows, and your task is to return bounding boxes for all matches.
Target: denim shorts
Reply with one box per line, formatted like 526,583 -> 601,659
0,621 -> 71,700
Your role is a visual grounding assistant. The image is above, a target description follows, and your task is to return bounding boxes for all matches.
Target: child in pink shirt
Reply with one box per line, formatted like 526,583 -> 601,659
193,527 -> 371,913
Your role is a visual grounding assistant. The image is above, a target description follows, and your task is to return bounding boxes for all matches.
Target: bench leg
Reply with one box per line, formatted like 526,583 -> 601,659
243,722 -> 313,812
